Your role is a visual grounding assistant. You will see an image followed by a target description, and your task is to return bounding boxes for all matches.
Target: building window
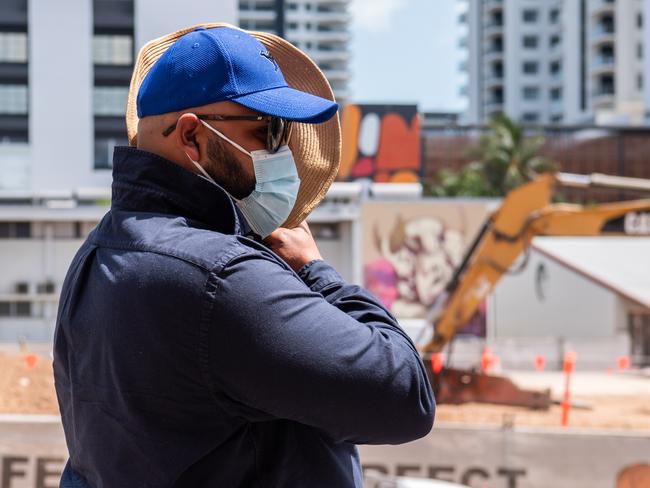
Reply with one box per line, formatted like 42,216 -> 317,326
550,35 -> 561,49
638,74 -> 643,91
637,12 -> 643,29
522,35 -> 538,49
287,22 -> 298,30
0,222 -> 31,238
550,61 -> 561,76
0,302 -> 31,317
550,87 -> 562,100
93,35 -> 133,65
522,86 -> 540,100
638,43 -> 643,60
36,281 -> 56,294
522,9 -> 538,23
287,2 -> 298,10
15,302 -> 31,316
0,84 -> 28,114
94,136 -> 127,169
522,61 -> 538,74
93,86 -> 128,116
550,9 -> 560,24
0,32 -> 27,63
521,112 -> 539,122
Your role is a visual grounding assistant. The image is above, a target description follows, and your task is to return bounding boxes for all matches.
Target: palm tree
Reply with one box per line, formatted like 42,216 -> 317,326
431,114 -> 558,197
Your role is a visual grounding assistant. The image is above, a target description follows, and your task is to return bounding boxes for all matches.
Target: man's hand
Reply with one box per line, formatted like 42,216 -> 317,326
264,221 -> 323,272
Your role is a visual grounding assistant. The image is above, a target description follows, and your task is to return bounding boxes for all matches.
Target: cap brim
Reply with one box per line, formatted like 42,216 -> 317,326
231,86 -> 338,124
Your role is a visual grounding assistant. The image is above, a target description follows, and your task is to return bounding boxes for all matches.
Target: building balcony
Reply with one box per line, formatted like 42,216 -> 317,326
311,11 -> 351,23
293,31 -> 350,42
484,0 -> 503,14
313,0 -> 348,4
332,89 -> 351,103
238,10 -> 276,22
484,23 -> 504,38
322,69 -> 350,81
483,48 -> 504,63
591,0 -> 615,18
590,25 -> 615,45
484,99 -> 504,113
591,89 -> 615,109
309,49 -> 350,63
484,75 -> 504,89
591,55 -> 615,74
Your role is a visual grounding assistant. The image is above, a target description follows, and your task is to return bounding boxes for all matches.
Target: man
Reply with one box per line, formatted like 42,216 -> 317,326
55,25 -> 434,487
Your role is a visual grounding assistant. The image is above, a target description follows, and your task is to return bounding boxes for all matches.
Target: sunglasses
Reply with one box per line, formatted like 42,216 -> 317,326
161,114 -> 293,154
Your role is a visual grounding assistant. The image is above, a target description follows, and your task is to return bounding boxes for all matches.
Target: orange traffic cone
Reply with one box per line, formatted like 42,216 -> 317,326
561,351 -> 577,427
24,353 -> 39,370
481,346 -> 495,374
431,353 -> 444,375
617,355 -> 630,372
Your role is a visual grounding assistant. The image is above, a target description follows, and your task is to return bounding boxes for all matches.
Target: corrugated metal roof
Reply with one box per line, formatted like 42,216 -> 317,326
532,237 -> 650,309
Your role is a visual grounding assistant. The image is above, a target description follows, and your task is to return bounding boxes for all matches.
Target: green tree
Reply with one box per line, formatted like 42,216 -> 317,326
429,114 -> 558,197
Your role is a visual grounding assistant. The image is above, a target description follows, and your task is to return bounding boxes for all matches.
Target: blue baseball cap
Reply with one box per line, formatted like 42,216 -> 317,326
136,27 -> 338,123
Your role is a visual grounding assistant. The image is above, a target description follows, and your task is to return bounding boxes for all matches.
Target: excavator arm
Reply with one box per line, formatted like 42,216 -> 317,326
423,172 -> 650,353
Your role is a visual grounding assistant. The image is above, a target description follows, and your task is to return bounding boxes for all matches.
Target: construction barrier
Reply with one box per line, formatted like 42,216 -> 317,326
359,424 -> 650,488
1,415 -> 649,488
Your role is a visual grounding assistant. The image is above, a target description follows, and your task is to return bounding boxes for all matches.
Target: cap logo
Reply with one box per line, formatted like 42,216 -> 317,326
260,50 -> 279,71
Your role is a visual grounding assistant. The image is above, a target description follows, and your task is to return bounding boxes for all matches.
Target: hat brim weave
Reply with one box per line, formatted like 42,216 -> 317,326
126,22 -> 341,230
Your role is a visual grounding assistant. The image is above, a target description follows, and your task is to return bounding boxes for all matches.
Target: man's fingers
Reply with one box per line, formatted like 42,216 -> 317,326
264,228 -> 288,247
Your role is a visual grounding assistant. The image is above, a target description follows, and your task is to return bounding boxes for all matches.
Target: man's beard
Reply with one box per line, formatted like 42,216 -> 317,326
203,134 -> 256,200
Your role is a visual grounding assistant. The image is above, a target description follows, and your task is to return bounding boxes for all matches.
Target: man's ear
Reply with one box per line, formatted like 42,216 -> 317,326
175,113 -> 201,161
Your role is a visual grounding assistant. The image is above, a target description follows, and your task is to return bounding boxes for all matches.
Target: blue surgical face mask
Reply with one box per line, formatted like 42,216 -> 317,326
186,119 -> 301,238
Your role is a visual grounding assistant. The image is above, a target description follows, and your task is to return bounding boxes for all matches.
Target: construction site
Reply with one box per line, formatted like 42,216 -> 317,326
0,163 -> 649,488
1,0 -> 650,487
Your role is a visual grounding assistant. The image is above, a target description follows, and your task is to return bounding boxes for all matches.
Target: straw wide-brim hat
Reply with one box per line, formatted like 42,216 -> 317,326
126,22 -> 341,229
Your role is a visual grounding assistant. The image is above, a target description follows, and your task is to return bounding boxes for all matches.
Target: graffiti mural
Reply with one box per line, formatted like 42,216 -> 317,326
362,200 -> 493,335
339,104 -> 422,182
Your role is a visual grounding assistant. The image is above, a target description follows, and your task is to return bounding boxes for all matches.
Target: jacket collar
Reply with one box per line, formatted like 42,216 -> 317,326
110,146 -> 252,236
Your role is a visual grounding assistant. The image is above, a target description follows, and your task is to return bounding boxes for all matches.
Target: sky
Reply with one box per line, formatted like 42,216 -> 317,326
348,0 -> 467,113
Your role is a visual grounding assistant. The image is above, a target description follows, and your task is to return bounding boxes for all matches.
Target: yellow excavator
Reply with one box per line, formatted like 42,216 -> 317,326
418,172 -> 650,408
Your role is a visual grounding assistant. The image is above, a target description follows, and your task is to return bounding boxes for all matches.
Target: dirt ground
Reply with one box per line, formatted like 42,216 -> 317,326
0,351 -> 60,415
2,351 -> 650,431
434,395 -> 650,430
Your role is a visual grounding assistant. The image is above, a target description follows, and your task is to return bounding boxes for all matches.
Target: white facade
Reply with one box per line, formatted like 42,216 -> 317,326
0,0 -> 238,196
487,237 -> 650,369
0,190 -> 361,344
238,0 -> 351,102
135,0 -> 238,50
459,0 -> 648,125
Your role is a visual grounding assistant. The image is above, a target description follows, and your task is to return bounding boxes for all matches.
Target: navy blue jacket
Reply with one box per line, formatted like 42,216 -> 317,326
53,146 -> 435,488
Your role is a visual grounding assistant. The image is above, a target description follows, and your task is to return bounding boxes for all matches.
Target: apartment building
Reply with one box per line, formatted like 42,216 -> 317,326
459,0 -> 648,125
0,0 -> 238,341
238,0 -> 351,102
0,0 -> 356,344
